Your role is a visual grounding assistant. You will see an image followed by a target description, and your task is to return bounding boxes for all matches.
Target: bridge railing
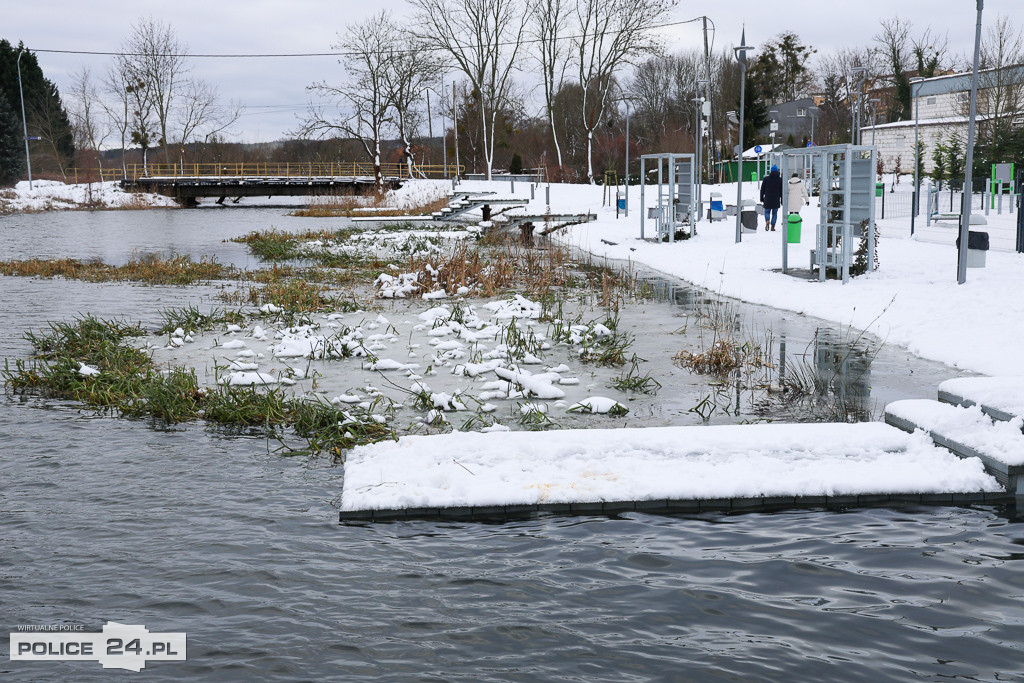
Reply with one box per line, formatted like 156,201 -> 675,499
94,163 -> 463,183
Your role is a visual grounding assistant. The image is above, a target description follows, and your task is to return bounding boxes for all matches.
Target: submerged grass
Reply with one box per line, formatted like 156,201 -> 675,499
0,253 -> 232,284
2,315 -> 396,457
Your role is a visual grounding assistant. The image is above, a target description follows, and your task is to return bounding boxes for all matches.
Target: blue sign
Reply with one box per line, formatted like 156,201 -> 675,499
806,141 -> 816,147
753,145 -> 763,154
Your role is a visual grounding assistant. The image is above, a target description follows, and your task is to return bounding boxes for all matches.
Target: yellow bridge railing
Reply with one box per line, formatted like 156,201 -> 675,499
94,162 -> 463,183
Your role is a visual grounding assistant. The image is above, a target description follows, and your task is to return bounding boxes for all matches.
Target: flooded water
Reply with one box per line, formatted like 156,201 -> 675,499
2,206 -> 1022,681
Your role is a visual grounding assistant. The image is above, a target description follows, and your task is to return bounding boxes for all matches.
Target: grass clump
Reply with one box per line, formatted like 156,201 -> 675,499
156,305 -> 246,336
3,315 -> 396,457
610,355 -> 661,394
0,254 -> 231,284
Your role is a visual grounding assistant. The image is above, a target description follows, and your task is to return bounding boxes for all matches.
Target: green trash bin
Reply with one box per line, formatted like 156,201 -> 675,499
786,214 -> 802,243
875,182 -> 884,197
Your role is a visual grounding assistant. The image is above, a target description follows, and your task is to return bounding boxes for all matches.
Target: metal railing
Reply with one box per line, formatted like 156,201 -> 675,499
85,162 -> 462,183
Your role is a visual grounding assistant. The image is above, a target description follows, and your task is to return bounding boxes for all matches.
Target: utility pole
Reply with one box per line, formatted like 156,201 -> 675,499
702,16 -> 714,184
16,48 -> 33,190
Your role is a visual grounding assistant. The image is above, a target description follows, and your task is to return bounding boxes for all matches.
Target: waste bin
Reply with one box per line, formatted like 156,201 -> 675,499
740,208 -> 758,231
616,192 -> 626,211
709,192 -> 724,221
956,230 -> 989,268
786,213 -> 802,243
875,183 -> 884,197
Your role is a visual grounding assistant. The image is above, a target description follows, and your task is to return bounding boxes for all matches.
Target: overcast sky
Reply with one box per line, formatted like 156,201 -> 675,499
7,0 -> 1005,143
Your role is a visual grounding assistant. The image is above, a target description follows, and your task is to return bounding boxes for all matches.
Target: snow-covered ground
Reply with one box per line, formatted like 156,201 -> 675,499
402,177 -> 1024,378
0,180 -> 177,212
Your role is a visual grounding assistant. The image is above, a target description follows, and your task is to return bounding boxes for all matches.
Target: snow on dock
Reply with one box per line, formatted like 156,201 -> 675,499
339,422 -> 1004,521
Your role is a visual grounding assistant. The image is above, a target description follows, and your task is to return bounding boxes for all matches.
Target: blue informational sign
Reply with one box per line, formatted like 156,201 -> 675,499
754,145 -> 762,154
806,142 -> 816,147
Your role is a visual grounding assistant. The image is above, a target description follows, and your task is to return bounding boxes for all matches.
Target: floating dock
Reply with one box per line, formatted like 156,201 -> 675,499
338,412 -> 1017,523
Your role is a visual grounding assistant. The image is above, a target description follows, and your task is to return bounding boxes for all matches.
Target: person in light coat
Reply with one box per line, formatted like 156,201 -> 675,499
787,173 -> 809,213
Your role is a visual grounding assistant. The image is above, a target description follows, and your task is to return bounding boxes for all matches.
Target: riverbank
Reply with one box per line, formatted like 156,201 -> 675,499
0,179 -> 178,213
427,178 -> 1024,378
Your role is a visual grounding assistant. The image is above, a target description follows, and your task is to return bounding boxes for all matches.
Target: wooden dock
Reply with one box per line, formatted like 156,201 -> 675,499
339,491 -> 1012,523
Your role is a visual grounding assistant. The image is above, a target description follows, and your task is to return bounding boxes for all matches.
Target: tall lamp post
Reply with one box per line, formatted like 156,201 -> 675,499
16,47 -> 33,190
809,105 -> 819,145
851,66 -> 868,145
623,97 -> 632,217
692,81 -> 708,219
911,76 -> 925,218
425,83 -> 448,178
868,98 -> 881,146
958,0 -> 985,285
734,30 -> 755,243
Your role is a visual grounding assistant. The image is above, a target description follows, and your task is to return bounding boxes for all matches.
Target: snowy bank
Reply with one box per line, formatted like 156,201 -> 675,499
0,180 -> 177,212
430,178 -> 1024,378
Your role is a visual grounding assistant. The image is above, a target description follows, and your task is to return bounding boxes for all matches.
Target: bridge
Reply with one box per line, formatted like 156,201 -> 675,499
100,162 -> 461,206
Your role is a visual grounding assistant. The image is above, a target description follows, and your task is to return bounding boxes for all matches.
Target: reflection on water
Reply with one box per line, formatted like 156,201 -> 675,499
645,275 -> 889,423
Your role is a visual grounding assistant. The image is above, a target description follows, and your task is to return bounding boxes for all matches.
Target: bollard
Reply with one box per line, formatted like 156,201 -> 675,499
511,178 -> 515,194
546,186 -> 550,205
530,185 -> 534,200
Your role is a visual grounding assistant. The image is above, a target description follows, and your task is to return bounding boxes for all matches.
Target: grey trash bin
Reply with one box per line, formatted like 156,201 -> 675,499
956,230 -> 989,268
740,209 -> 758,231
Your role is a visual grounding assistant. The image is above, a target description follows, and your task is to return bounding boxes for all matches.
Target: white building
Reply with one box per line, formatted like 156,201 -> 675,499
862,65 -> 1023,175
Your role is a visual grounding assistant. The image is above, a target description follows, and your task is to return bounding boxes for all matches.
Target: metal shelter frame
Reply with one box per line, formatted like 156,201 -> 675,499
639,153 -> 696,242
773,144 -> 877,284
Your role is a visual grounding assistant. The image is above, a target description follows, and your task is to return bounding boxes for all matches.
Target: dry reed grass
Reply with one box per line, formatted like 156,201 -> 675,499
0,254 -> 232,284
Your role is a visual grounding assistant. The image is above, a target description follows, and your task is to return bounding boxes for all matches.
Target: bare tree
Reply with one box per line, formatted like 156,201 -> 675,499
67,66 -> 110,190
103,62 -> 133,175
975,15 -> 1024,147
573,0 -> 677,183
384,25 -> 443,178
815,47 -> 876,142
299,13 -> 393,191
177,79 -> 243,166
531,0 -> 572,172
411,0 -> 530,180
120,17 -> 190,164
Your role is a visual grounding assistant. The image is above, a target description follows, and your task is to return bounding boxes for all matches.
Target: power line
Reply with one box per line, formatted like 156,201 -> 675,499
29,16 -> 707,60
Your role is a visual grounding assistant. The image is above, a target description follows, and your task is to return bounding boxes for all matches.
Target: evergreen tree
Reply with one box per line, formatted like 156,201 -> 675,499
0,86 -> 25,184
0,40 -> 75,175
738,73 -> 770,147
750,32 -> 815,103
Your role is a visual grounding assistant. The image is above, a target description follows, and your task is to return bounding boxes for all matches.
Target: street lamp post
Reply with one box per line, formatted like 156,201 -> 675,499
16,48 -> 33,190
957,0 -> 985,285
869,98 -> 881,147
911,76 -> 925,218
426,83 -> 448,178
734,31 -> 755,243
692,82 -> 708,219
851,66 -> 868,145
624,97 -> 632,217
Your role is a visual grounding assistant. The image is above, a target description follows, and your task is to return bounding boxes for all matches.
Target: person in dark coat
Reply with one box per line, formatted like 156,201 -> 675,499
759,164 -> 784,231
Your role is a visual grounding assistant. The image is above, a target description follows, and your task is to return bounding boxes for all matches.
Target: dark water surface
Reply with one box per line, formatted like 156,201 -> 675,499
2,208 -> 1023,681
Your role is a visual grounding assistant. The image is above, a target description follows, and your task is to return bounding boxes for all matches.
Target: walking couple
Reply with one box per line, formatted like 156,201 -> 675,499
759,165 -> 809,231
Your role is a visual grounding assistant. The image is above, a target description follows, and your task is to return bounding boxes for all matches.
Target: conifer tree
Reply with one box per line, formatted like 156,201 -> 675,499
0,87 -> 25,185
